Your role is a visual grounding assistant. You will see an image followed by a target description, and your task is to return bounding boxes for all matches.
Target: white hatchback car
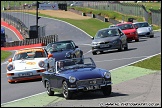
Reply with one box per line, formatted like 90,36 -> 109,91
6,47 -> 55,83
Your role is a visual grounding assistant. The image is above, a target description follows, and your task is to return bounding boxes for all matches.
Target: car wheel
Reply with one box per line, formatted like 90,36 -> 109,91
124,43 -> 128,51
100,51 -> 104,54
62,81 -> 72,99
150,35 -> 154,38
102,85 -> 112,96
46,80 -> 54,96
92,51 -> 97,55
135,39 -> 139,42
118,43 -> 123,51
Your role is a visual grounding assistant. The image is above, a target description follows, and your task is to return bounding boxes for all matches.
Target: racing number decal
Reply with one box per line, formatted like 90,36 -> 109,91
26,62 -> 36,65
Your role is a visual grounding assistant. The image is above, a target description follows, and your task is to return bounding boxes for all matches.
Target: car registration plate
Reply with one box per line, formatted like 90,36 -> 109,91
88,85 -> 99,90
19,72 -> 33,77
100,44 -> 109,48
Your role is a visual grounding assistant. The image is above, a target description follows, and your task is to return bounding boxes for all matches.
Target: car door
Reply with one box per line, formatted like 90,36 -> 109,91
49,71 -> 59,88
118,28 -> 127,44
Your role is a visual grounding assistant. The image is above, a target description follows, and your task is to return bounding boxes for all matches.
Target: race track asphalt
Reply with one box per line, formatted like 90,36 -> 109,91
1,12 -> 161,107
1,65 -> 161,107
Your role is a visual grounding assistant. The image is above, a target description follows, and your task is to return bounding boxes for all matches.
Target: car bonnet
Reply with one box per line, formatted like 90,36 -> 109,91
122,29 -> 136,34
11,58 -> 47,71
51,50 -> 73,61
137,27 -> 151,33
60,68 -> 106,80
93,36 -> 119,43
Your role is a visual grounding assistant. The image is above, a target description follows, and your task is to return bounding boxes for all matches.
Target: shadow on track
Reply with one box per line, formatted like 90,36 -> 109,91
53,91 -> 128,100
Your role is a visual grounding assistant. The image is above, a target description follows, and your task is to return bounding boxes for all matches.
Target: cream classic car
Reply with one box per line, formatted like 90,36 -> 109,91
6,47 -> 55,83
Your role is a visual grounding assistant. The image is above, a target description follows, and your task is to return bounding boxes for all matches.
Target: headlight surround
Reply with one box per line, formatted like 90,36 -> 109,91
112,40 -> 118,44
7,64 -> 14,71
148,27 -> 152,31
131,32 -> 136,35
69,76 -> 76,83
66,52 -> 71,58
104,72 -> 111,79
39,61 -> 45,68
91,42 -> 100,46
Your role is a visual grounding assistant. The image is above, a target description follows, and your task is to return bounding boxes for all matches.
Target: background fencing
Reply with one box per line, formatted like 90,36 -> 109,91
1,12 -> 58,47
1,12 -> 46,39
82,1 -> 161,26
53,1 -> 161,27
2,1 -> 160,27
4,34 -> 58,47
149,9 -> 161,27
1,12 -> 29,39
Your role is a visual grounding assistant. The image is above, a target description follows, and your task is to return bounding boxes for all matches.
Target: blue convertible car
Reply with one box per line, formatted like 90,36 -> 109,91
41,57 -> 112,99
45,40 -> 83,61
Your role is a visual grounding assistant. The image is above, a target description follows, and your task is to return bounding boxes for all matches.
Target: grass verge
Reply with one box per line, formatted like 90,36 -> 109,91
131,54 -> 161,70
1,50 -> 12,62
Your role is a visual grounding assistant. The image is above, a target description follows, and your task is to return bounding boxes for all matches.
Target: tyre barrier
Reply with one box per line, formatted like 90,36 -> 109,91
3,34 -> 58,47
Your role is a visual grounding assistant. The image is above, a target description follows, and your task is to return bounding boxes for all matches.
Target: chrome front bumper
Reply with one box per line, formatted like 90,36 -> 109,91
68,83 -> 112,91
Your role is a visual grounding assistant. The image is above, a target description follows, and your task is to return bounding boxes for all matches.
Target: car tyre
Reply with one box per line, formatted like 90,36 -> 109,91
92,51 -> 97,55
150,35 -> 154,38
124,43 -> 128,50
46,80 -> 54,96
118,43 -> 123,51
100,51 -> 104,54
62,81 -> 72,99
135,39 -> 139,42
102,85 -> 112,96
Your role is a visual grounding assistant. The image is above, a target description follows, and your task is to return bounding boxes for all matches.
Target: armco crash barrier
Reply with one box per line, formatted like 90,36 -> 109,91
1,43 -> 44,51
1,20 -> 58,51
1,21 -> 24,40
1,34 -> 58,50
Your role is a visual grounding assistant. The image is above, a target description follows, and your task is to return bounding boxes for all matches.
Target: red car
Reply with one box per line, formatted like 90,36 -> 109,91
116,22 -> 139,42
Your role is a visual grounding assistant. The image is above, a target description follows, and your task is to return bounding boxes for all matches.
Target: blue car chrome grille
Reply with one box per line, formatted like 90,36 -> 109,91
76,78 -> 104,86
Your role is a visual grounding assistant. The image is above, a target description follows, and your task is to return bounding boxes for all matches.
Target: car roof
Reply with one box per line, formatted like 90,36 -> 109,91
99,27 -> 119,31
16,47 -> 45,54
47,40 -> 74,45
18,47 -> 44,51
116,22 -> 133,26
133,22 -> 148,24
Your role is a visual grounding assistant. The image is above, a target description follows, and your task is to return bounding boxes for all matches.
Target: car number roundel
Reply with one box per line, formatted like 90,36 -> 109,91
26,62 -> 36,65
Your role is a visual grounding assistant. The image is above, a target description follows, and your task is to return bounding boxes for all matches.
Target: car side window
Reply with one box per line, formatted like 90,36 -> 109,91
70,41 -> 76,49
44,49 -> 48,56
34,51 -> 46,58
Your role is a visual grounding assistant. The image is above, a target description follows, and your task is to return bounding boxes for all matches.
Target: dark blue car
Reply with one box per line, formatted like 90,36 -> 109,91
41,57 -> 112,99
45,40 -> 83,61
1,27 -> 6,47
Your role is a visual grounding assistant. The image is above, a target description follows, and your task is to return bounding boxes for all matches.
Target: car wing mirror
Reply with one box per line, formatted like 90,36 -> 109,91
91,37 -> 94,40
120,33 -> 124,36
8,58 -> 12,62
48,54 -> 53,59
75,46 -> 78,48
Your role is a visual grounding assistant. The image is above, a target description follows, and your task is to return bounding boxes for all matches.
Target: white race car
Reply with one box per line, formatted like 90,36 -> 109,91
6,47 -> 55,83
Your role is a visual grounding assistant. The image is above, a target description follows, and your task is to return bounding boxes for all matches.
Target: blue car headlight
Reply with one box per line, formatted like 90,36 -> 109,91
65,52 -> 71,58
69,76 -> 76,83
104,72 -> 111,79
